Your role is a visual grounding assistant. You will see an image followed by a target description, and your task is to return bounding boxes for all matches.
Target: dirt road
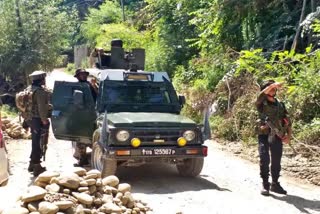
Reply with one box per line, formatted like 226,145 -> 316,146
0,70 -> 319,214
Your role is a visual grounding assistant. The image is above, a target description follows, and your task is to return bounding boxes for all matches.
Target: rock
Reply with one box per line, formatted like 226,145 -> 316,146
30,212 -> 41,214
86,169 -> 101,178
63,189 -> 71,194
76,193 -> 93,205
89,185 -> 97,194
118,183 -> 131,194
102,176 -> 119,187
93,198 -> 102,206
38,201 -> 59,214
124,192 -> 134,204
103,202 -> 122,213
21,186 -> 47,203
50,177 -> 59,184
53,201 -> 73,210
115,192 -> 123,199
57,173 -> 80,189
136,203 -> 145,211
37,171 -> 60,183
121,196 -> 129,205
75,204 -> 85,214
83,208 -> 91,214
96,179 -> 102,187
79,180 -> 89,187
2,207 -> 29,214
46,183 -> 60,193
28,202 -> 40,212
86,179 -> 96,186
102,194 -> 113,204
113,198 -> 121,204
34,179 -> 48,188
73,167 -> 87,177
84,174 -> 97,180
78,187 -> 89,192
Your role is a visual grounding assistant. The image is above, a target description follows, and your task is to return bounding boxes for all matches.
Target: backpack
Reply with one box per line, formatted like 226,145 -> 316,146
15,86 -> 38,121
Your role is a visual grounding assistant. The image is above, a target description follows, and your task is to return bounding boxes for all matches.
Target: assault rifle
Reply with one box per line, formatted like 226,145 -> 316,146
264,117 -> 289,142
40,124 -> 50,161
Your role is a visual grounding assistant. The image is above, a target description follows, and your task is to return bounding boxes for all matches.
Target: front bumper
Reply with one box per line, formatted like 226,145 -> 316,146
104,145 -> 208,160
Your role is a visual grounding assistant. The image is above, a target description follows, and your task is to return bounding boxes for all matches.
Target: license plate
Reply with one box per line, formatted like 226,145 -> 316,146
141,148 -> 176,156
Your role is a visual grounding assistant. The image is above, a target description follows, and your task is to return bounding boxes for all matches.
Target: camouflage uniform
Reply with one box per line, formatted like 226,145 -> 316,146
256,80 -> 291,195
28,71 -> 50,176
74,68 -> 96,166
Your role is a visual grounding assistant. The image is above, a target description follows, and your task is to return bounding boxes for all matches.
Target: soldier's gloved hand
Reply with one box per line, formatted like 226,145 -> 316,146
42,119 -> 49,126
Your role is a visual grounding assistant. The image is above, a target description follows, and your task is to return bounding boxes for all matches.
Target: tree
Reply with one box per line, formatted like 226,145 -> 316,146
0,0 -> 78,84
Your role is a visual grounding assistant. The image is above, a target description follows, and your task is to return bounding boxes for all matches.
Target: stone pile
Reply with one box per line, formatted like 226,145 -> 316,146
2,168 -> 153,214
1,117 -> 31,140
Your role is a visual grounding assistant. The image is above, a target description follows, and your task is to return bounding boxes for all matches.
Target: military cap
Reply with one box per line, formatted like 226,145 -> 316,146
29,70 -> 47,81
260,79 -> 275,91
74,68 -> 89,78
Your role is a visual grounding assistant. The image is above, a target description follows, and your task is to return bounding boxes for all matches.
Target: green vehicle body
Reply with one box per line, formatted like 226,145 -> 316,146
51,43 -> 209,177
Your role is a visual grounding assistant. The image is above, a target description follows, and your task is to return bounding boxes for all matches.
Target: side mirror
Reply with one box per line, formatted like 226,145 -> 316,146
73,90 -> 84,108
178,95 -> 186,107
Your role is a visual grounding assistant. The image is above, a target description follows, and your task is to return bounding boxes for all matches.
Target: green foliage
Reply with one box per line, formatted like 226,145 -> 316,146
1,104 -> 18,118
296,118 -> 320,146
81,1 -> 122,44
65,63 -> 75,75
0,0 -> 78,82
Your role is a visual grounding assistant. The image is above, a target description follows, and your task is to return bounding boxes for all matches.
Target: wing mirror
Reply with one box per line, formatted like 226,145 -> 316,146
73,90 -> 84,108
178,95 -> 186,107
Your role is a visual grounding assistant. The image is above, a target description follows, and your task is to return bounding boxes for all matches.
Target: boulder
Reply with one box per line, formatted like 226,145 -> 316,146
53,201 -> 74,210
57,173 -> 80,189
73,167 -> 87,177
2,207 -> 29,214
86,169 -> 101,179
38,201 -> 59,214
46,183 -> 60,193
102,175 -> 119,187
85,179 -> 96,186
103,202 -> 122,214
75,193 -> 93,205
37,171 -> 60,183
118,183 -> 131,194
21,186 -> 47,203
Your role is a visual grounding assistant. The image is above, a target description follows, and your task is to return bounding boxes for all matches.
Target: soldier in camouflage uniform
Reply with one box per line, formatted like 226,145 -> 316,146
74,68 -> 98,166
256,80 -> 292,196
28,71 -> 51,176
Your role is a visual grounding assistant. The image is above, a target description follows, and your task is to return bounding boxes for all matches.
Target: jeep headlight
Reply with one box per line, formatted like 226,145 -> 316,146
116,130 -> 130,142
183,130 -> 196,141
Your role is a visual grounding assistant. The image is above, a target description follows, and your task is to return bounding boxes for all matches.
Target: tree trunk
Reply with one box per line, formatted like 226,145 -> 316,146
291,0 -> 308,51
311,0 -> 315,12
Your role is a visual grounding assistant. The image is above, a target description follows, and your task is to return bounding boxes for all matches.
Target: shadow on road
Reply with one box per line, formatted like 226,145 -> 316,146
116,164 -> 231,194
270,194 -> 320,214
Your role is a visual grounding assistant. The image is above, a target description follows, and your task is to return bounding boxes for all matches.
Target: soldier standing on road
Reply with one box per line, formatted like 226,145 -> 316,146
73,68 -> 98,167
256,80 -> 292,196
28,71 -> 51,176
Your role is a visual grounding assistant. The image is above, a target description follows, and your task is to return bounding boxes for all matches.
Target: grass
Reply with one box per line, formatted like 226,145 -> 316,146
1,104 -> 18,118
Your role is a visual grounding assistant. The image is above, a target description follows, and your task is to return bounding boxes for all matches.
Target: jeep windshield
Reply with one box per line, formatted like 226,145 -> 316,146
97,80 -> 182,113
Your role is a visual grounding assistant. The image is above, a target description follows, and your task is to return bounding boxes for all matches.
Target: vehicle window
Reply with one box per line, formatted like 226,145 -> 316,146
105,85 -> 171,104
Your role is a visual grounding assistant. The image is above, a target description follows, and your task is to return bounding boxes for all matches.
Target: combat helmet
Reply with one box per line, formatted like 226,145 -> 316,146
74,68 -> 89,78
29,70 -> 47,81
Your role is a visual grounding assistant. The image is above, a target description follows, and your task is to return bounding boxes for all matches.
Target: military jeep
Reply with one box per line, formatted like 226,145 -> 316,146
51,41 -> 209,177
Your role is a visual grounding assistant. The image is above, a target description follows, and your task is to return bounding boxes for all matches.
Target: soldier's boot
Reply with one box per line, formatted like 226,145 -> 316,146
270,182 -> 287,195
28,162 -> 34,172
261,181 -> 270,196
33,164 -> 46,177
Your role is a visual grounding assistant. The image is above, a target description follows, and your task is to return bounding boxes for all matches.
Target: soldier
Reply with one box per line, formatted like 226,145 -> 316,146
73,68 -> 98,166
28,71 -> 51,176
256,80 -> 292,196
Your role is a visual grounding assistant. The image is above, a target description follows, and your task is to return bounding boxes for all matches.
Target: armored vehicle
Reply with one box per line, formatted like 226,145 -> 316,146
51,40 -> 209,177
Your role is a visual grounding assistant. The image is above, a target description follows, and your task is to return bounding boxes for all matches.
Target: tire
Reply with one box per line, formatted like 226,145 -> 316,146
176,158 -> 204,177
91,142 -> 117,178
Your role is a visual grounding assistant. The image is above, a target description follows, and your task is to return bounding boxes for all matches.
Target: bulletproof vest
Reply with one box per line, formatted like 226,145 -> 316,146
259,99 -> 287,135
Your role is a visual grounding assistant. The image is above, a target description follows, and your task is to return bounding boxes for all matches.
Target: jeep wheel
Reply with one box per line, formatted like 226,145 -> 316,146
176,158 -> 204,177
91,142 -> 117,178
